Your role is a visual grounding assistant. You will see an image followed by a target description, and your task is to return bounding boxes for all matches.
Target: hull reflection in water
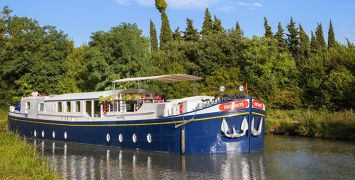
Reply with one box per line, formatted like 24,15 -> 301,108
31,139 -> 266,179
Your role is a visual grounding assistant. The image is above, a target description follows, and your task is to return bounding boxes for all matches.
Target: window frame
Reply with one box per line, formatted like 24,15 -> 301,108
39,102 -> 45,112
57,102 -> 62,112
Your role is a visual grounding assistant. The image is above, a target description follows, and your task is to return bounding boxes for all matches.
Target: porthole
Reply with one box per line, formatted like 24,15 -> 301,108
34,130 -> 37,137
132,134 -> 137,143
52,131 -> 56,138
106,134 -> 111,142
147,133 -> 152,143
118,134 -> 123,142
41,130 -> 45,137
64,132 -> 68,140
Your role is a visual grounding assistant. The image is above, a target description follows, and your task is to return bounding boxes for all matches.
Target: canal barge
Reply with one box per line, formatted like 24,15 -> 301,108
8,74 -> 265,154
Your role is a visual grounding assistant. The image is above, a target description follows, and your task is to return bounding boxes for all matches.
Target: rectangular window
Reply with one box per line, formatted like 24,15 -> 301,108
57,102 -> 62,112
67,102 -> 71,112
86,101 -> 92,117
76,101 -> 80,112
94,100 -> 100,117
26,102 -> 31,110
39,103 -> 45,112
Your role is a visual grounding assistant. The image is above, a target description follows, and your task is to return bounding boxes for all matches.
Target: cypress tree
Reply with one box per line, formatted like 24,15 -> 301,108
310,31 -> 319,52
201,8 -> 213,36
315,23 -> 326,48
212,15 -> 224,33
328,20 -> 336,48
298,24 -> 310,65
235,22 -> 243,36
346,38 -> 353,48
159,11 -> 173,48
229,22 -> 243,43
150,19 -> 158,52
287,17 -> 299,60
264,17 -> 273,37
173,27 -> 182,41
184,18 -> 199,42
155,0 -> 172,48
155,0 -> 167,13
274,22 -> 286,50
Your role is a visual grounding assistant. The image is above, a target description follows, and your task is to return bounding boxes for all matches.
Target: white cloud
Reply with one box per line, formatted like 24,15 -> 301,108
252,3 -> 262,7
115,0 -> 131,5
237,1 -> 263,8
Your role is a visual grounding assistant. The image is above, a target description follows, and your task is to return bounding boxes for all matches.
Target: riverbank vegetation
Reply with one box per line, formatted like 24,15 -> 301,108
0,1 -> 353,137
0,109 -> 59,179
266,109 -> 355,141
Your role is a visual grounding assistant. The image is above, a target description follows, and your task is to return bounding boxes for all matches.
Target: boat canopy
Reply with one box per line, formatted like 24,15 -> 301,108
112,74 -> 202,83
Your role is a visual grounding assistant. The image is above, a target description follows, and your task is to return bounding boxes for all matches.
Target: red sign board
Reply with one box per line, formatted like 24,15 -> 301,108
219,102 -> 233,111
219,100 -> 249,111
252,99 -> 265,110
234,100 -> 249,110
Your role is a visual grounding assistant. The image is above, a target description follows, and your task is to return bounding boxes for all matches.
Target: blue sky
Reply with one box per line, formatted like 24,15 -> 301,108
2,0 -> 354,46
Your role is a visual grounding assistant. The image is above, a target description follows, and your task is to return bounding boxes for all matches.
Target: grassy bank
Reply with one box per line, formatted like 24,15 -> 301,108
266,109 -> 355,141
0,109 -> 59,179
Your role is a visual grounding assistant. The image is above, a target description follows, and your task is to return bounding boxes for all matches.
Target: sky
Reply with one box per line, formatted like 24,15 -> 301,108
2,0 -> 354,46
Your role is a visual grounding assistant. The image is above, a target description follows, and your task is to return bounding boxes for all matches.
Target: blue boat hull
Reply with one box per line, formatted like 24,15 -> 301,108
8,103 -> 265,154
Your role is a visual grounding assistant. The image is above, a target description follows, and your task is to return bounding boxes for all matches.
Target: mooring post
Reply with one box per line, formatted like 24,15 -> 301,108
181,127 -> 185,154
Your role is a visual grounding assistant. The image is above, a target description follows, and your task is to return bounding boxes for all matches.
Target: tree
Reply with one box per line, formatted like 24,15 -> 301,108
173,27 -> 182,41
315,23 -> 326,48
154,0 -> 172,48
150,19 -> 158,52
56,46 -> 88,93
240,37 -> 299,106
298,24 -> 310,66
155,0 -> 167,13
212,15 -> 224,34
274,22 -> 287,51
328,20 -> 336,48
235,22 -> 243,37
87,23 -> 152,90
201,8 -> 213,36
287,17 -> 299,61
184,18 -> 199,42
264,17 -> 273,37
310,31 -> 319,52
229,22 -> 243,41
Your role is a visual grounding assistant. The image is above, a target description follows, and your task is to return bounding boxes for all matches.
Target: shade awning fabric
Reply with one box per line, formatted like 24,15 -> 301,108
112,74 -> 203,83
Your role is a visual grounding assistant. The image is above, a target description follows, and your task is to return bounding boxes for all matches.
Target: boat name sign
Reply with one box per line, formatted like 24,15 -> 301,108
219,100 -> 249,111
252,99 -> 265,110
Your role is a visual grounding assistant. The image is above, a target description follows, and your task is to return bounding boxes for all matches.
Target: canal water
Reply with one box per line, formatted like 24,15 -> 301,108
31,135 -> 355,180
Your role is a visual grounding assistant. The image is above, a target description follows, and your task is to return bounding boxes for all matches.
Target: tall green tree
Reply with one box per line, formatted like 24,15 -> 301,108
155,0 -> 172,48
298,24 -> 310,66
328,20 -> 336,48
184,18 -> 199,42
229,22 -> 243,42
286,17 -> 299,61
310,31 -> 319,52
264,17 -> 273,37
274,22 -> 287,51
212,15 -> 224,34
155,0 -> 167,12
87,23 -> 152,90
235,22 -> 243,37
173,27 -> 182,41
56,46 -> 88,93
315,23 -> 326,48
0,7 -> 73,104
150,19 -> 158,52
201,8 -> 213,36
